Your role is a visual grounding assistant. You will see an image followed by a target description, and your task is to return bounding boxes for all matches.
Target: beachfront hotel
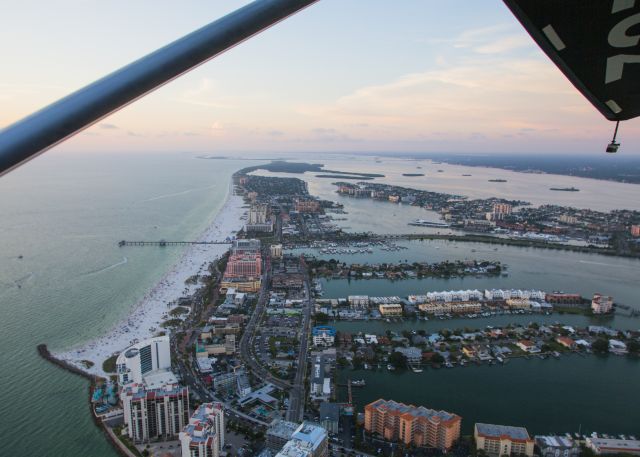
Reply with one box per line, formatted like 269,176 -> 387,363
224,252 -> 262,278
364,399 -> 461,450
474,423 -> 535,457
179,402 -> 225,457
116,335 -> 171,385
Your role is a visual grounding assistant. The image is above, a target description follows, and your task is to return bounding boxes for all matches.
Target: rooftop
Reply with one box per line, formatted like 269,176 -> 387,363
475,423 -> 531,441
367,399 -> 459,423
291,422 -> 328,450
182,403 -> 224,444
319,402 -> 340,423
141,369 -> 178,389
588,438 -> 640,451
267,419 -> 300,440
312,326 -> 336,336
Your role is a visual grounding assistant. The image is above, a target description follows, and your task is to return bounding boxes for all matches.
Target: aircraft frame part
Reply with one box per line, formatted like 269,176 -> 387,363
0,0 -> 318,177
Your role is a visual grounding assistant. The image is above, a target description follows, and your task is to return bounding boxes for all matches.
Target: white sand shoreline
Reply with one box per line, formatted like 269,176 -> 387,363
56,185 -> 246,378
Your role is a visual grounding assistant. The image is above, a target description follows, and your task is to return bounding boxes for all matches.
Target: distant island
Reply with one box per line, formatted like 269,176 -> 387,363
239,160 -> 385,178
316,174 -> 374,180
488,179 -> 507,183
402,173 -> 425,177
550,187 -> 580,192
392,153 -> 640,185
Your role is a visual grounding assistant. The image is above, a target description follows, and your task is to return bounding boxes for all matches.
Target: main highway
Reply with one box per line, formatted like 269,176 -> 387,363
285,265 -> 312,422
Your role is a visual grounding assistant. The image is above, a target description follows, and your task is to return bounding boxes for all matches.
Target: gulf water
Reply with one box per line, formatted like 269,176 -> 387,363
0,152 -> 256,456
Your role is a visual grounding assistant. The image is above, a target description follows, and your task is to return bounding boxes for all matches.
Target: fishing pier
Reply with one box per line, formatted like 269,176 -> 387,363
118,240 -> 232,247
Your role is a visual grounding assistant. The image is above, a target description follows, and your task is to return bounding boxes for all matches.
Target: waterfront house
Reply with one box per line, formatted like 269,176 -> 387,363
516,340 -> 540,354
556,336 -> 576,349
609,339 -> 628,354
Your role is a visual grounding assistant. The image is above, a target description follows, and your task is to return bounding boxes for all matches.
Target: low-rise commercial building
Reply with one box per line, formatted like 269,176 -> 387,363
319,402 -> 340,435
474,423 -> 534,457
179,403 -> 225,457
312,326 -> 336,347
535,435 -> 580,457
586,437 -> 640,455
364,399 -> 461,451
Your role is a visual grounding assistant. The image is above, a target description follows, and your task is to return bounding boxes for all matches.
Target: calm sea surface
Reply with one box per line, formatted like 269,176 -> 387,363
0,153 -> 257,456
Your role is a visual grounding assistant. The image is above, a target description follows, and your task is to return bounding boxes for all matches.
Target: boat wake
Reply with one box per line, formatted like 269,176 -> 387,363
578,260 -> 625,268
141,184 -> 216,203
8,272 -> 34,289
81,257 -> 128,277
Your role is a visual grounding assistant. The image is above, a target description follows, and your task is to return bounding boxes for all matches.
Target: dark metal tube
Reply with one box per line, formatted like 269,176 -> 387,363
0,0 -> 319,176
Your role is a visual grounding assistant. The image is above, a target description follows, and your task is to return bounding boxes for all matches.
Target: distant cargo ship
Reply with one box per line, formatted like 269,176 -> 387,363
409,219 -> 450,228
550,187 -> 580,192
488,179 -> 507,182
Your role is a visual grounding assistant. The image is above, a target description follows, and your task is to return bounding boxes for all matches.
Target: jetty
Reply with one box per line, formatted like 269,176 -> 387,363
118,240 -> 232,247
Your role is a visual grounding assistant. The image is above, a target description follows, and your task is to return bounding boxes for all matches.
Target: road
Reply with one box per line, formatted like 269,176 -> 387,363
285,264 -> 313,422
238,258 -> 294,391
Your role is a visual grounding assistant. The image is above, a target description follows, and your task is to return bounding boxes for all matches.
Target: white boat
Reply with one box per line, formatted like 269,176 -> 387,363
387,364 -> 395,371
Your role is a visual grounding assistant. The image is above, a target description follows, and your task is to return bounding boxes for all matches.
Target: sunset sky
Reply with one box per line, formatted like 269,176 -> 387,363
1,0 -> 637,155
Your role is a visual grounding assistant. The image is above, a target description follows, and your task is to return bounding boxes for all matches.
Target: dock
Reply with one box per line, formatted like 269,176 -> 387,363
118,240 -> 232,247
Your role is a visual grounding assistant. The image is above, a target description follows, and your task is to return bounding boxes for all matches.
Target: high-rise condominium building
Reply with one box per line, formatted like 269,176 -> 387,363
121,375 -> 190,443
180,403 -> 225,457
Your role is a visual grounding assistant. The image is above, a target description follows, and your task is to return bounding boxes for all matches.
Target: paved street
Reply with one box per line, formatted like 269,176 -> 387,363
286,266 -> 312,422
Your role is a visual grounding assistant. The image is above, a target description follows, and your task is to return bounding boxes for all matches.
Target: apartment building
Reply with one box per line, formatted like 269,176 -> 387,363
179,403 -> 225,457
121,374 -> 190,443
378,303 -> 403,316
591,293 -> 613,314
364,399 -> 461,451
474,423 -> 534,457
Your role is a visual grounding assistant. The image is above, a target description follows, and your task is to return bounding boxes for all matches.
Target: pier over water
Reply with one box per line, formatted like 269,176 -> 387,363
118,240 -> 231,247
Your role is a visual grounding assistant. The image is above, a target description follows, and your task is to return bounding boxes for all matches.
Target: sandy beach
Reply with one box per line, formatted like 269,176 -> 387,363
55,191 -> 246,378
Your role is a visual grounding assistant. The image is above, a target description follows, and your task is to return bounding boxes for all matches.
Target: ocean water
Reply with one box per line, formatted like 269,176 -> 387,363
0,153 -> 257,456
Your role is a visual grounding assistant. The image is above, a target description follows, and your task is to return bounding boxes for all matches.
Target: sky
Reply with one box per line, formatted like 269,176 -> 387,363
0,0 -> 638,155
